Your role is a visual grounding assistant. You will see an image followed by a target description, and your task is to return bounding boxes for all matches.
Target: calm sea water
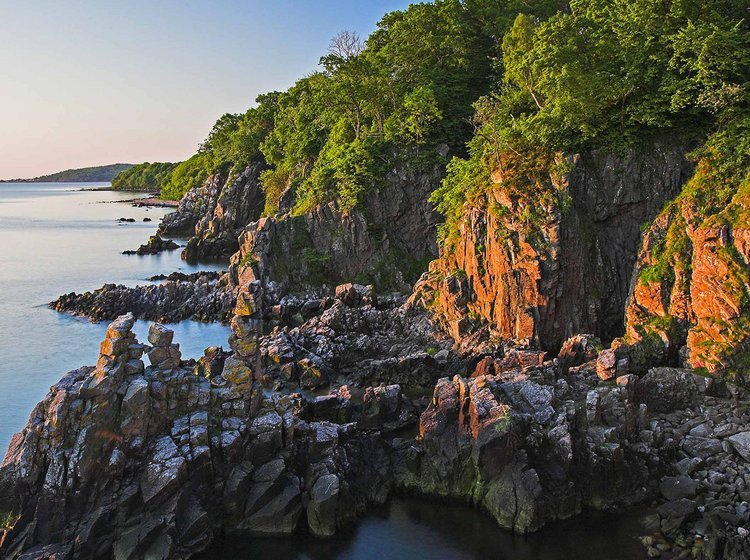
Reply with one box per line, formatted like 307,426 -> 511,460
203,498 -> 647,560
0,182 -> 230,453
0,183 -> 648,559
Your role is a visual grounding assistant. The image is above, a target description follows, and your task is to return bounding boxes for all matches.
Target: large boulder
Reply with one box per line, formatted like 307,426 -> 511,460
634,367 -> 697,413
306,474 -> 340,537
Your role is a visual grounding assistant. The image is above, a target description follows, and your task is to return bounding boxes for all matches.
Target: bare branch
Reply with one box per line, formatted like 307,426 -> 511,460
328,30 -> 364,59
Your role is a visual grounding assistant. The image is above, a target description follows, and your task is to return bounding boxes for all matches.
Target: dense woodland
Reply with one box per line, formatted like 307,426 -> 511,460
110,162 -> 177,192
116,0 -> 749,252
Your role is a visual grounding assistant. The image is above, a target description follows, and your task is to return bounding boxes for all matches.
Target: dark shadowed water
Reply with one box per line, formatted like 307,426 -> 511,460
201,498 -> 647,560
0,183 -> 230,454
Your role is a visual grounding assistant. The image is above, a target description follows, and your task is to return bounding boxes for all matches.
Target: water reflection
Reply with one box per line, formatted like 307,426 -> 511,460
203,498 -> 646,560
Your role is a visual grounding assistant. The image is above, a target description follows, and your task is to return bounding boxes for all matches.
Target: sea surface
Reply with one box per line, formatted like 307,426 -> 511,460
203,498 -> 648,560
0,183 -> 648,559
0,182 -> 229,453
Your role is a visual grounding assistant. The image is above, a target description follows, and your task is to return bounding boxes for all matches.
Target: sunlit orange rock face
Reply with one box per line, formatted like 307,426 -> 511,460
624,176 -> 750,378
417,145 -> 693,352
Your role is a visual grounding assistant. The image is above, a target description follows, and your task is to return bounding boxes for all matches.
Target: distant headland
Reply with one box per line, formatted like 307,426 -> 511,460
0,163 -> 134,183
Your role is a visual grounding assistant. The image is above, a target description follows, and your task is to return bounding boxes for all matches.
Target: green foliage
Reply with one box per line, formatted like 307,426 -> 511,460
638,109 -> 750,289
433,0 -> 750,244
260,167 -> 292,216
0,510 -> 18,529
162,1 -> 561,211
238,252 -> 259,268
464,0 -> 749,154
159,153 -> 213,201
385,86 -> 443,145
111,162 -> 177,192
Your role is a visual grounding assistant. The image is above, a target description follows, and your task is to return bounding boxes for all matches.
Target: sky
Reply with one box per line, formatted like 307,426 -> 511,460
0,0 -> 411,178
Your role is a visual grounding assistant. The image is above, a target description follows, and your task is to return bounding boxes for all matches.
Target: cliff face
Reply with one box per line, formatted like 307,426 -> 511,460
159,163 -> 266,261
415,145 -> 693,351
229,165 -> 441,293
624,170 -> 750,379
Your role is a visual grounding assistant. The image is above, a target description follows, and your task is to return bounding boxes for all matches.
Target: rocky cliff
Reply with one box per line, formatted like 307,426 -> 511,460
624,159 -> 750,380
228,163 -> 441,294
414,144 -> 694,352
158,163 -> 266,262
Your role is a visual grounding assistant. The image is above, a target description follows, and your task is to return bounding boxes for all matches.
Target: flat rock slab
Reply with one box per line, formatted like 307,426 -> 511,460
660,475 -> 697,501
728,431 -> 750,461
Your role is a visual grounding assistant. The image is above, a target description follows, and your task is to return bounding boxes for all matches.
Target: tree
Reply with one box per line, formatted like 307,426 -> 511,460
327,30 -> 363,60
400,86 -> 443,145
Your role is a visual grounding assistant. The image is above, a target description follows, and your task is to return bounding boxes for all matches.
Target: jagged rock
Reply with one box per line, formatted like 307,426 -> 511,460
193,346 -> 228,379
147,342 -> 181,370
359,385 -> 415,431
0,319 -> 395,559
634,367 -> 696,412
123,235 -> 179,256
307,474 -> 340,537
228,162 -> 442,293
148,323 -> 174,347
659,476 -> 697,501
558,334 -> 602,373
415,144 -> 693,349
682,436 -> 723,458
221,355 -> 253,386
728,432 -> 750,462
255,292 -> 448,391
242,475 -> 302,535
624,180 -> 750,380
158,164 -> 266,260
596,349 -> 618,380
149,271 -> 223,282
6,309 -> 750,560
50,272 -> 234,323
298,358 -> 329,390
140,438 -> 186,506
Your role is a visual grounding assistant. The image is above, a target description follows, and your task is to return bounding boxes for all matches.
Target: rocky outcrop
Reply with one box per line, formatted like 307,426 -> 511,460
123,235 -> 179,256
415,144 -> 693,351
623,170 -> 750,380
50,272 -> 234,323
0,317 -> 394,559
229,163 -> 441,294
5,308 -> 750,559
255,285 -> 452,391
394,363 -> 646,533
148,271 -> 223,282
158,164 -> 266,262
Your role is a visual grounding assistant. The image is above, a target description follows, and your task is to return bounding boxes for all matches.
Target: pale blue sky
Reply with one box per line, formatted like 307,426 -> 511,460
0,0 -> 411,178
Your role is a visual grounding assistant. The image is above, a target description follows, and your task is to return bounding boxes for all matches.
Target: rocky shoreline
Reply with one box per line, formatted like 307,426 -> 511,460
6,143 -> 750,560
4,283 -> 750,559
50,271 -> 234,324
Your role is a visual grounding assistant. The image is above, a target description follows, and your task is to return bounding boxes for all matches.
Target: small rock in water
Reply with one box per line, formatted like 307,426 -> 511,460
123,235 -> 179,256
